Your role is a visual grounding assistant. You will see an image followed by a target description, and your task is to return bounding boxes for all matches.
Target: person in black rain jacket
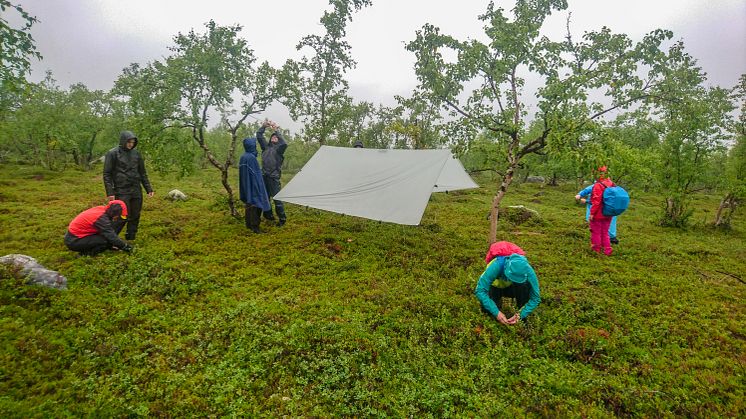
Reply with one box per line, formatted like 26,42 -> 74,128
256,120 -> 288,226
103,130 -> 154,240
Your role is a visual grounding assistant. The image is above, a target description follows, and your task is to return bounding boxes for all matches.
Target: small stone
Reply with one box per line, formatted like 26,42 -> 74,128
167,189 -> 188,201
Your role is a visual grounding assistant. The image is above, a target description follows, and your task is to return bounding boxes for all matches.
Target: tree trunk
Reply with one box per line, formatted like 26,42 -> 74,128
71,149 -> 80,168
726,200 -> 739,226
85,132 -> 97,170
319,93 -> 327,145
44,134 -> 55,170
713,195 -> 729,226
194,128 -> 238,217
665,197 -> 678,224
221,168 -> 238,217
489,159 -> 518,244
224,133 -> 240,218
663,195 -> 690,227
713,194 -> 737,227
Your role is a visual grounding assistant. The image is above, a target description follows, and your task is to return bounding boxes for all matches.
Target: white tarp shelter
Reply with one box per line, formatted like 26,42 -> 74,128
274,146 -> 478,225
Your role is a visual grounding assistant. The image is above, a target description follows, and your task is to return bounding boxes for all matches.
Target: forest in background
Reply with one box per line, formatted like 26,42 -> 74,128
1,0 -> 744,234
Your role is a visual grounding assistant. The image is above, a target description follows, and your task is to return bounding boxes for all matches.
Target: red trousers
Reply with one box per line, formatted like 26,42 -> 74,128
590,217 -> 613,255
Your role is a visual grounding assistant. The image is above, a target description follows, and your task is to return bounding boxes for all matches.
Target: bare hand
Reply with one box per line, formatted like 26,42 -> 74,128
574,194 -> 581,200
496,312 -> 511,325
147,191 -> 155,197
107,195 -> 115,201
507,314 -> 520,325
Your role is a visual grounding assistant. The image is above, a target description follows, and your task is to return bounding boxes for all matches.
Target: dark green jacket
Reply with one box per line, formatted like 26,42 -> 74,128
103,131 -> 153,196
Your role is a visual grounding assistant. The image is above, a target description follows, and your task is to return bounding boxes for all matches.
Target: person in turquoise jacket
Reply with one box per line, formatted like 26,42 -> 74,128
474,254 -> 541,325
576,184 -> 619,244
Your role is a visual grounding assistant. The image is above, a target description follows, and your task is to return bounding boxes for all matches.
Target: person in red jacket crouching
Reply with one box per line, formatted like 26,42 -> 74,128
64,200 -> 133,256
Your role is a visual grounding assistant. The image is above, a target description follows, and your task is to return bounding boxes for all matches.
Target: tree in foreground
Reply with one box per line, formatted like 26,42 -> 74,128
407,0 -> 677,243
0,0 -> 42,117
114,21 -> 277,216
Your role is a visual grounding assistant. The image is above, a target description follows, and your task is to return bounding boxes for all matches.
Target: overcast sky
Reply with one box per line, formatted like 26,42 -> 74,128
15,0 -> 746,131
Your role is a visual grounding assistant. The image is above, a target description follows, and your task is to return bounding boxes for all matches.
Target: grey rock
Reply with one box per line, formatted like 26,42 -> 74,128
525,176 -> 545,184
167,189 -> 188,201
0,254 -> 67,290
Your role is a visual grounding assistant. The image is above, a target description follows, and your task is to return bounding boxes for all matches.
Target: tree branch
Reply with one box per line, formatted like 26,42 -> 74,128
510,66 -> 520,128
517,129 -> 549,158
442,96 -> 475,121
486,72 -> 505,115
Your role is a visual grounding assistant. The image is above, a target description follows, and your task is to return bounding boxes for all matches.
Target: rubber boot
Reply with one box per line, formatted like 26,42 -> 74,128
248,206 -> 262,233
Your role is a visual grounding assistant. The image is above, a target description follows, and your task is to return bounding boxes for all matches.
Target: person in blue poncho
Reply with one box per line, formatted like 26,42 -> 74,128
474,253 -> 541,325
576,183 -> 619,244
239,137 -> 271,233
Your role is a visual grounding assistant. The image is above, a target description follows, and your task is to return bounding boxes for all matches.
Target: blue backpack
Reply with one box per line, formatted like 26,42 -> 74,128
602,184 -> 630,217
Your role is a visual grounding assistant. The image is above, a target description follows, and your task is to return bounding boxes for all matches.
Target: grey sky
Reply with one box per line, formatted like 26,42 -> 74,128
15,0 -> 746,130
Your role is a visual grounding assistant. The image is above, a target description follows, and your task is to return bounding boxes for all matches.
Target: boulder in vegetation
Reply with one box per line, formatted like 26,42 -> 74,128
167,189 -> 188,201
502,205 -> 542,225
525,176 -> 545,184
0,254 -> 67,290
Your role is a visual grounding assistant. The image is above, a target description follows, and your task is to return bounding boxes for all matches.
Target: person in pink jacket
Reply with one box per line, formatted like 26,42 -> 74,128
589,166 -> 615,255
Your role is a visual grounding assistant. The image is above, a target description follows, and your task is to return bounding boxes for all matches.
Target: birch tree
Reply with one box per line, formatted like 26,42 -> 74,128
407,0 -> 674,243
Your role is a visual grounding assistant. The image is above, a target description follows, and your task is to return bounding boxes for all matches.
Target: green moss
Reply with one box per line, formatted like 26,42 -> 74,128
0,165 -> 744,416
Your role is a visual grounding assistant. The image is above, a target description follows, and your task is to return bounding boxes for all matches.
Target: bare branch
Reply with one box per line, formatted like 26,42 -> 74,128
715,270 -> 745,284
468,168 -> 500,175
442,97 -> 475,120
518,129 -> 549,158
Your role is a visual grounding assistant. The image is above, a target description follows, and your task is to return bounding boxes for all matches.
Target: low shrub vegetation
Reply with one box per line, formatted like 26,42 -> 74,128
1,164 -> 744,416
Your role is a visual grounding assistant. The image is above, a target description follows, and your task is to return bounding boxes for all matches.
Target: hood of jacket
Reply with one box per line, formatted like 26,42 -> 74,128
106,199 -> 128,219
243,137 -> 258,157
119,131 -> 138,149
